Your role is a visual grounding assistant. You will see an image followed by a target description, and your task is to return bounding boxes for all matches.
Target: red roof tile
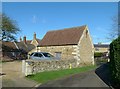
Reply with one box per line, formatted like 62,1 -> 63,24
40,25 -> 86,46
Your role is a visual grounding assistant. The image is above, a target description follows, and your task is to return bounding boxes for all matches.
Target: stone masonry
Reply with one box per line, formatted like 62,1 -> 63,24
28,25 -> 94,66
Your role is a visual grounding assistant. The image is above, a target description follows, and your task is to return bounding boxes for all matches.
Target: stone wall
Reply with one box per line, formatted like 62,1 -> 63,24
77,28 -> 94,65
36,45 -> 78,60
22,59 -> 86,76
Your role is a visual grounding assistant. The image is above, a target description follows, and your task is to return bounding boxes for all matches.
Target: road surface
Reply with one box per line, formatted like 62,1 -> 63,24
39,63 -> 111,87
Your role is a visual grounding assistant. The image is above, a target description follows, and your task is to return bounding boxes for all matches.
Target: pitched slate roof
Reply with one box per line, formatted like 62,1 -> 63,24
16,42 -> 35,52
40,25 -> 87,46
26,40 -> 32,44
2,41 -> 16,49
2,41 -> 19,52
2,41 -> 35,52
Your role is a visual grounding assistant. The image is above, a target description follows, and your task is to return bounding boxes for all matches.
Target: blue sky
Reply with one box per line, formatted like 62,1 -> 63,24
2,2 -> 118,44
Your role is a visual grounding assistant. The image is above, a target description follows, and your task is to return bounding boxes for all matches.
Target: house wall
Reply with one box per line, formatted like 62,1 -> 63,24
29,45 -> 87,65
94,47 -> 109,53
77,27 -> 94,65
31,39 -> 38,47
37,45 -> 78,60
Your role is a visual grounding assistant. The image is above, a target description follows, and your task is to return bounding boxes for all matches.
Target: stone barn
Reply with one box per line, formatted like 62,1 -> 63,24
30,25 -> 94,65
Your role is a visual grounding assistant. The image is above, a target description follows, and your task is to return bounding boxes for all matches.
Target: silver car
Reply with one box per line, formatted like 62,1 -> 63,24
29,52 -> 54,60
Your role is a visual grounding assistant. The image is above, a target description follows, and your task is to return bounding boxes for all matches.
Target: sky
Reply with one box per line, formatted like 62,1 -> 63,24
2,2 -> 118,44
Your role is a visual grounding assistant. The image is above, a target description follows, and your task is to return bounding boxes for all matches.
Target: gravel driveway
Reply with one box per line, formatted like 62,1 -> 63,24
1,61 -> 38,87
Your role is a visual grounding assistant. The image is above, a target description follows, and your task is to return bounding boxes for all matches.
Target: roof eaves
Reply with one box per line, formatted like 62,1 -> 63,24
39,43 -> 78,47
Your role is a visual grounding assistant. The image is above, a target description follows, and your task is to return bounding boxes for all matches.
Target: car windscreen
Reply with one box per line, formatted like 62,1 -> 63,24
42,53 -> 54,58
30,53 -> 34,56
34,53 -> 43,57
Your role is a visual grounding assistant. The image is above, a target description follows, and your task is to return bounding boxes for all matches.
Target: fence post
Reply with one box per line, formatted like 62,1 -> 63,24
25,61 -> 33,76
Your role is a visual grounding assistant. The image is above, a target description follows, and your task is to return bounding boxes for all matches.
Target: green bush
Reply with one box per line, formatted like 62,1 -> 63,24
94,52 -> 103,57
110,36 -> 120,87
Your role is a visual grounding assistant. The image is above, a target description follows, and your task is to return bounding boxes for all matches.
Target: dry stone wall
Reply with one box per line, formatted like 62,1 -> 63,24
22,59 -> 86,76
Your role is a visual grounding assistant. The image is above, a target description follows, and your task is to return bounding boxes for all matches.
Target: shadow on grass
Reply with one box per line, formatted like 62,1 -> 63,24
95,63 -> 111,87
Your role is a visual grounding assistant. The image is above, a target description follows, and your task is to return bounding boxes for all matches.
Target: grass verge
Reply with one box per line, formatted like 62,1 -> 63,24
26,65 -> 97,83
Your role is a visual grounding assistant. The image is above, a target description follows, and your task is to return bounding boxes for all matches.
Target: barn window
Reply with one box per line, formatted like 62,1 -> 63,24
86,30 -> 88,38
55,52 -> 61,60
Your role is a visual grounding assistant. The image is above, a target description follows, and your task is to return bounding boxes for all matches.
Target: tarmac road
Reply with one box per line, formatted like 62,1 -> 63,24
39,63 -> 111,87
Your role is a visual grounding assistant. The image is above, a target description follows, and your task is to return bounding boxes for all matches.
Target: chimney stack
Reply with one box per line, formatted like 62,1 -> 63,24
34,32 -> 36,40
23,36 -> 27,44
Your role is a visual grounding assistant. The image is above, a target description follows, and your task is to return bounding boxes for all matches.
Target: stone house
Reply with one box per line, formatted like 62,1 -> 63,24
1,33 -> 41,61
30,25 -> 94,65
20,32 -> 41,47
94,44 -> 109,58
21,33 -> 41,54
94,44 -> 109,53
1,36 -> 35,61
30,32 -> 41,47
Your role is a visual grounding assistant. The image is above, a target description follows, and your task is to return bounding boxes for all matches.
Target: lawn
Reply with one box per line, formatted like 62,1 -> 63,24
26,65 -> 97,83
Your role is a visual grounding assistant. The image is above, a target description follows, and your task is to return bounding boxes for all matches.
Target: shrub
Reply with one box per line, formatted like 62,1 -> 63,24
94,52 -> 103,57
110,36 -> 120,87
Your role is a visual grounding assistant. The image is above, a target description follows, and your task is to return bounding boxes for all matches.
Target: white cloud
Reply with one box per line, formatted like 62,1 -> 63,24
31,15 -> 47,24
32,15 -> 37,23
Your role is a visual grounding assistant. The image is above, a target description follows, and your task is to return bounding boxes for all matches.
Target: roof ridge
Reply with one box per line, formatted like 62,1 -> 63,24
13,42 -> 19,49
47,25 -> 87,32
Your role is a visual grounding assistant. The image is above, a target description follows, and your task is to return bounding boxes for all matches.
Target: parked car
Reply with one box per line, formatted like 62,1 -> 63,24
29,52 -> 54,60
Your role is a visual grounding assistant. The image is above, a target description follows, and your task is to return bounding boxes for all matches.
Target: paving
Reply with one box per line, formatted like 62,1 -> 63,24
1,61 -> 38,88
39,63 -> 111,87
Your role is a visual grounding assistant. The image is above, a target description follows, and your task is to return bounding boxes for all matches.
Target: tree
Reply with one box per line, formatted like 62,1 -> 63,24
108,16 -> 118,40
0,13 -> 20,41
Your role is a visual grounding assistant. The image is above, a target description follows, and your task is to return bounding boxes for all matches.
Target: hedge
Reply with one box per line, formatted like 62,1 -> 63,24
94,52 -> 103,57
110,36 -> 120,87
